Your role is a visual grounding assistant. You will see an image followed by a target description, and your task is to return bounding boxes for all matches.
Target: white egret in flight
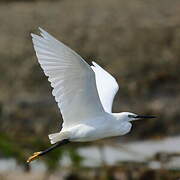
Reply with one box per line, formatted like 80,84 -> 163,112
27,28 -> 156,163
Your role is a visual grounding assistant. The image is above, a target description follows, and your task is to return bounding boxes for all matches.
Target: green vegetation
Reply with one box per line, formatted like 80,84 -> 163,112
0,133 -> 24,160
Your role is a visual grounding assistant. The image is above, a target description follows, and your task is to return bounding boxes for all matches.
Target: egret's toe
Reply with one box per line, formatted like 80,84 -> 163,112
27,151 -> 42,163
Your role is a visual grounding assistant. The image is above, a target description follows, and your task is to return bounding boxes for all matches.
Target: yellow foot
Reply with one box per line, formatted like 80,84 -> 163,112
27,151 -> 42,163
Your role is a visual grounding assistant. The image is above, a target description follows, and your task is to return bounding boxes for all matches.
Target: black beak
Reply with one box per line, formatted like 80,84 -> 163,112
135,115 -> 156,119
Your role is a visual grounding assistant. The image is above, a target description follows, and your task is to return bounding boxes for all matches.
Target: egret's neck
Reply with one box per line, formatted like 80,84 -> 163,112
111,112 -> 130,122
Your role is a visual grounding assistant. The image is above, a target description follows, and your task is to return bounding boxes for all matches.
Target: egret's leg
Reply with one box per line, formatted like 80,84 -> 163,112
27,139 -> 70,163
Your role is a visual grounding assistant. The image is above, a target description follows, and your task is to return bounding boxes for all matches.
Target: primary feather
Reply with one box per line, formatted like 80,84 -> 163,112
31,28 -> 105,129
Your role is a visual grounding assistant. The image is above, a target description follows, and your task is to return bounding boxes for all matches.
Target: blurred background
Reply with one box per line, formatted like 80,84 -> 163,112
0,0 -> 180,179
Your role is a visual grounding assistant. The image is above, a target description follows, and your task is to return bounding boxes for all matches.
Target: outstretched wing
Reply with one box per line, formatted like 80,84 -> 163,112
31,28 -> 104,129
91,61 -> 119,113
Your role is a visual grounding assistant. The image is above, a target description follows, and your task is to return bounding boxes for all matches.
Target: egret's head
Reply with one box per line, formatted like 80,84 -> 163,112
118,112 -> 156,122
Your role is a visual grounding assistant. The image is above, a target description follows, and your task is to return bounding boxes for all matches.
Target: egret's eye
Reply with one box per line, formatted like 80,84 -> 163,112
128,115 -> 134,118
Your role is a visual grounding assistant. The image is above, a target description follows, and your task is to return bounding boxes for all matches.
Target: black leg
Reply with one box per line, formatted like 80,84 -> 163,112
40,139 -> 70,155
27,139 -> 70,163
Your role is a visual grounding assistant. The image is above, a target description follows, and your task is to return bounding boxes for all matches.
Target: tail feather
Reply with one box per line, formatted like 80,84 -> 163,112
48,131 -> 69,144
48,133 -> 59,140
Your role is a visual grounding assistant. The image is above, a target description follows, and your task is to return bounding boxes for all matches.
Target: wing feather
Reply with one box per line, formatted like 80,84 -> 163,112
31,28 -> 104,129
91,61 -> 119,113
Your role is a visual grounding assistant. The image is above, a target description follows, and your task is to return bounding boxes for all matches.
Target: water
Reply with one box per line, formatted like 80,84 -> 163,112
0,136 -> 180,172
79,136 -> 180,168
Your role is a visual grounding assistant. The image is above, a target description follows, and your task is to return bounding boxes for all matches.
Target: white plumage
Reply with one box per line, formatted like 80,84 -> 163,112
31,28 -> 153,145
91,61 -> 119,113
31,28 -> 104,130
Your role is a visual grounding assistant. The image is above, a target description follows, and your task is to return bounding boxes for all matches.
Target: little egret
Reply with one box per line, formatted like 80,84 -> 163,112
27,28 -> 156,163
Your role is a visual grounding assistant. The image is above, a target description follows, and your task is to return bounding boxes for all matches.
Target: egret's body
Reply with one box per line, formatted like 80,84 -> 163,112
27,28 -> 155,163
57,113 -> 132,142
